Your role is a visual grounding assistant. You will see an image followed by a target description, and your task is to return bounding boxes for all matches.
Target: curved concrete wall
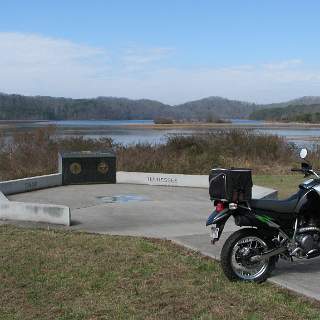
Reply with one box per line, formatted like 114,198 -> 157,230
0,173 -> 62,195
0,173 -> 68,225
117,171 -> 278,199
117,171 -> 207,188
0,201 -> 70,226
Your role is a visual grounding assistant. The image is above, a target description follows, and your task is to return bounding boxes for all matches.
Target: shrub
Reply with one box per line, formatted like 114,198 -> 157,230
0,127 -> 305,180
153,117 -> 174,124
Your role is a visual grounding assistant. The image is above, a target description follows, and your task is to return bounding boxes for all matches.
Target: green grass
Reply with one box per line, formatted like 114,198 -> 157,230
1,225 -> 320,320
253,174 -> 305,199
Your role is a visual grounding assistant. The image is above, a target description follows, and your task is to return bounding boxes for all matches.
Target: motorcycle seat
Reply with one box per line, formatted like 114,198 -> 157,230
250,198 -> 299,214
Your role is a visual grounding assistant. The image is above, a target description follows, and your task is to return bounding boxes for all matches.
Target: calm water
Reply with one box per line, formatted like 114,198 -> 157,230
2,119 -> 320,147
228,119 -> 264,125
42,119 -> 155,126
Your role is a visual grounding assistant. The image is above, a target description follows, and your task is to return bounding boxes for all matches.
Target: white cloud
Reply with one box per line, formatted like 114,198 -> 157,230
122,46 -> 173,65
0,32 -> 111,96
262,59 -> 302,70
0,32 -> 107,73
1,32 -> 320,104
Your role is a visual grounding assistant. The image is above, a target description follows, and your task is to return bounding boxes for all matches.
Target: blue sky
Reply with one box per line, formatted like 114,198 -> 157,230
1,0 -> 320,104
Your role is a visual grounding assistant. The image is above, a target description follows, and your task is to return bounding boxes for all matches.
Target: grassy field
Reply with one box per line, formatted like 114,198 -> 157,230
253,174 -> 305,199
1,225 -> 320,320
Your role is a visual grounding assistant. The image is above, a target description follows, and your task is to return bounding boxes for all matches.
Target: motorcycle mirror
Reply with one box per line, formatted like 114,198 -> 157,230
300,148 -> 308,159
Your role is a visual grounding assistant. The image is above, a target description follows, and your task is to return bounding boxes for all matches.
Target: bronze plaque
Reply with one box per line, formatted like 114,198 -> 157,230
97,161 -> 109,174
69,162 -> 82,175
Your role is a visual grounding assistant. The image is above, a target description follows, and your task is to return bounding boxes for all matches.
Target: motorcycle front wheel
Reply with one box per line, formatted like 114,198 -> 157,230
220,228 -> 276,283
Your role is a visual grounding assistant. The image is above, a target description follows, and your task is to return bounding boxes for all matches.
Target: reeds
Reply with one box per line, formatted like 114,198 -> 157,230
0,127 -> 304,180
117,130 -> 296,175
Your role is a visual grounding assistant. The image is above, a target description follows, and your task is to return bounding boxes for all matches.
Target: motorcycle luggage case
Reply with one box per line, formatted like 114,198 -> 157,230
209,168 -> 252,202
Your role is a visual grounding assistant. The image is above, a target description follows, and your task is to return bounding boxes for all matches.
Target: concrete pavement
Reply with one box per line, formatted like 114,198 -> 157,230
8,183 -> 320,301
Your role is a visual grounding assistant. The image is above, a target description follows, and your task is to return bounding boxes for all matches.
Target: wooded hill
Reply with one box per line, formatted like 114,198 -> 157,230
255,96 -> 320,109
2,93 -> 320,121
175,96 -> 257,119
250,97 -> 320,123
0,93 -> 258,121
250,104 -> 320,123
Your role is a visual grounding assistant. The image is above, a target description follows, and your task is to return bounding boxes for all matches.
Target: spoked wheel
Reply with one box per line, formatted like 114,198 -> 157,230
221,228 -> 276,283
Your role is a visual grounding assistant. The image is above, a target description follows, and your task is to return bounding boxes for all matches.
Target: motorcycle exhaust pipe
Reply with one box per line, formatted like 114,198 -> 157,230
306,249 -> 320,259
250,246 -> 287,262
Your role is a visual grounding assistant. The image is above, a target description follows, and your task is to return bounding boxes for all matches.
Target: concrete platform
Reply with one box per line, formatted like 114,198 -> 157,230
8,183 -> 320,301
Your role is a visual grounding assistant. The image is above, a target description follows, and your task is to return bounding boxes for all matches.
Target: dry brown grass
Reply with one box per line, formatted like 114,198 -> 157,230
0,127 -> 113,180
0,127 -> 58,180
0,127 -> 309,180
116,130 -> 296,175
1,225 -> 320,320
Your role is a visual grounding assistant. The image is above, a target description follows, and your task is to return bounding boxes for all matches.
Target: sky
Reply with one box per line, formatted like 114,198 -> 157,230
1,0 -> 320,104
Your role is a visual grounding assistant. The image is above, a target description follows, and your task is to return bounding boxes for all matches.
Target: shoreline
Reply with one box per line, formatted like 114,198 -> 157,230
2,120 -> 320,131
117,121 -> 320,130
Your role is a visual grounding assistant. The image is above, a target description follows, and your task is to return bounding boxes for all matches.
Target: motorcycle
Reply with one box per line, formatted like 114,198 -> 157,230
206,148 -> 320,283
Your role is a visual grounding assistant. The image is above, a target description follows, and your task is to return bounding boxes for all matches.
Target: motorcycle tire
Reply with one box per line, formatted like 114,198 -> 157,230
221,228 -> 276,283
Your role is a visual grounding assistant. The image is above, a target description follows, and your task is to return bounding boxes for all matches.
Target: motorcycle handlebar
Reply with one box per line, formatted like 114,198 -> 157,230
291,168 -> 302,172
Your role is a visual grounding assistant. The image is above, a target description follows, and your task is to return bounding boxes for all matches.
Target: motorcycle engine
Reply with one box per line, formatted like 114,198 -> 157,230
296,217 -> 320,255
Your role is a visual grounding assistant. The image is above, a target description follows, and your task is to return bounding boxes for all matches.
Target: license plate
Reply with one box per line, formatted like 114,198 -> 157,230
210,225 -> 219,240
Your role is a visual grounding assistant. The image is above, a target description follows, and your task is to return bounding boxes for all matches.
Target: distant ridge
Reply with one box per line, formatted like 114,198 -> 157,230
175,96 -> 257,119
1,92 -> 320,121
257,96 -> 320,109
250,96 -> 320,122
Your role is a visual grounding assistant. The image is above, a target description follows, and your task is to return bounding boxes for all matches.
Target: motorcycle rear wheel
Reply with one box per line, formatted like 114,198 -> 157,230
221,228 -> 276,283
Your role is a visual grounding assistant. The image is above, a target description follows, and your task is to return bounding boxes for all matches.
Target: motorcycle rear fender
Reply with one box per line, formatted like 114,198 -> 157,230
206,208 -> 231,226
206,209 -> 231,241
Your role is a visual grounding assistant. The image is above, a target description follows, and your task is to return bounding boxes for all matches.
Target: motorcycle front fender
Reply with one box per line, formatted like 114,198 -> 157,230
206,209 -> 231,226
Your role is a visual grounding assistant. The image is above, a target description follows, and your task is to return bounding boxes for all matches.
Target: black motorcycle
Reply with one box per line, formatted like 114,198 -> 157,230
206,148 -> 320,282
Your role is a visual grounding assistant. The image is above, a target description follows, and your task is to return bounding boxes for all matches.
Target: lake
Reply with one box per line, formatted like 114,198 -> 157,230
2,119 -> 320,147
